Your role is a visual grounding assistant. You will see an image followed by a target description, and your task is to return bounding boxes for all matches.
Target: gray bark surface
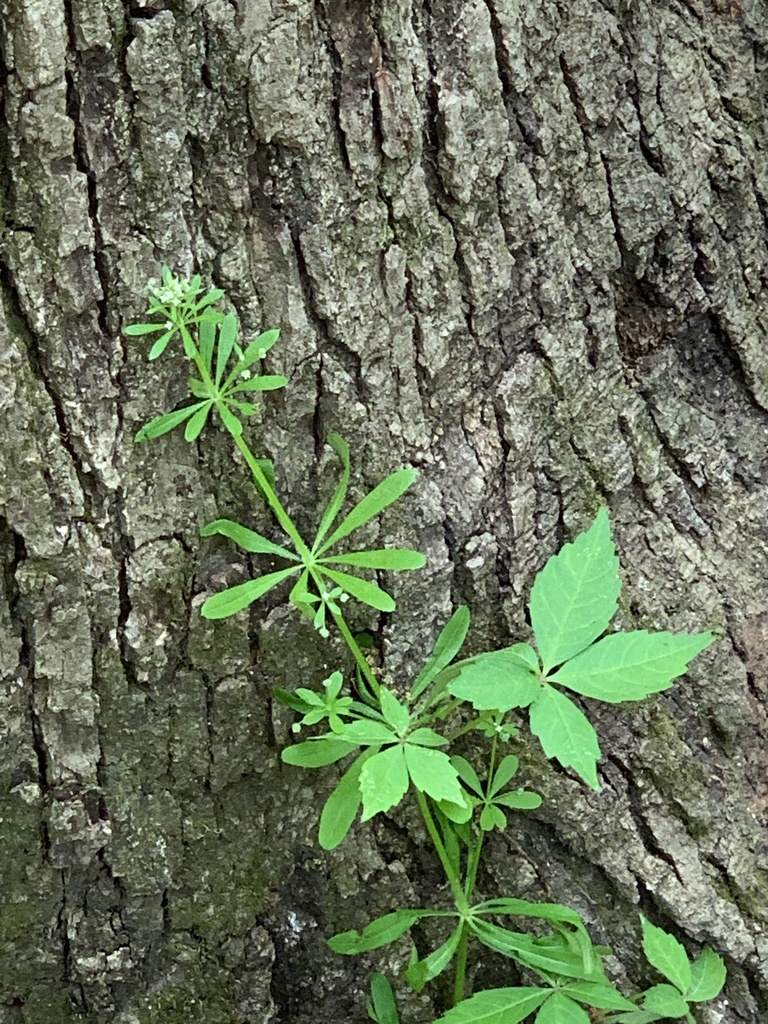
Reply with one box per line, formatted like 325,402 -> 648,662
1,0 -> 767,1020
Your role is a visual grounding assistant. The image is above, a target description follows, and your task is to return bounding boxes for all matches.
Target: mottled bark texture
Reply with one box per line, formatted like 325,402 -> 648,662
0,0 -> 767,1020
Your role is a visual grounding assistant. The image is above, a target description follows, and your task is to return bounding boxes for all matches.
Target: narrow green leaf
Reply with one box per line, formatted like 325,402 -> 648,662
535,993 -> 590,1024
199,318 -> 216,374
135,402 -> 205,441
436,794 -> 473,824
470,921 -> 592,980
408,728 -> 448,747
312,433 -> 351,553
223,329 -> 281,388
195,287 -> 225,310
551,630 -> 715,703
200,566 -> 299,619
228,375 -> 288,393
360,745 -> 409,820
489,754 -> 520,795
339,720 -> 395,745
189,378 -> 211,399
319,566 -> 396,612
184,401 -> 213,441
641,984 -> 690,1017
445,646 -> 542,711
474,899 -> 586,931
216,312 -> 238,386
368,973 -> 401,1024
124,321 -> 170,335
405,745 -> 464,805
529,685 -> 602,790
319,748 -> 376,849
179,323 -> 197,359
379,687 -> 410,734
560,982 -> 636,1011
318,468 -> 417,555
281,736 -> 356,768
217,400 -> 243,437
436,987 -> 548,1024
404,926 -> 463,992
200,518 -> 298,560
148,328 -> 177,360
640,917 -> 692,994
411,606 -> 471,701
320,549 -> 426,570
685,947 -> 726,1002
329,909 -> 426,954
451,755 -> 483,795
494,790 -> 542,810
529,507 -> 620,673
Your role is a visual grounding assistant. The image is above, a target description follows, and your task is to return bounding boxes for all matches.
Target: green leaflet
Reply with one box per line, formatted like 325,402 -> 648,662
200,518 -> 298,560
320,566 -> 396,612
559,981 -> 637,1011
360,745 -> 409,820
411,605 -> 471,701
317,468 -> 418,554
640,916 -> 692,993
436,987 -> 548,1024
200,566 -> 299,618
529,507 -> 620,673
404,745 -> 463,805
281,736 -> 356,768
404,925 -> 463,992
551,630 -> 715,702
528,685 -> 602,791
686,947 -> 726,1002
640,984 -> 690,1018
534,993 -> 591,1024
445,645 -> 541,711
329,909 -> 428,954
319,749 -> 375,850
367,973 -> 401,1024
135,402 -> 207,441
320,549 -> 426,570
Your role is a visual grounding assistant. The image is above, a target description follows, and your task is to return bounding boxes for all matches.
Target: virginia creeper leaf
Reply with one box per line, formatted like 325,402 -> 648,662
529,685 -> 601,790
686,946 -> 726,1001
535,993 -> 590,1024
640,916 -> 691,993
529,507 -> 620,673
360,745 -> 409,820
404,745 -> 464,805
446,646 -> 541,711
641,984 -> 690,1017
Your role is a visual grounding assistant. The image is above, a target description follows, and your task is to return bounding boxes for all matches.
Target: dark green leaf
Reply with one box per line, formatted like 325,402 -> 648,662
184,401 -> 213,441
451,755 -> 483,795
529,507 -> 620,673
368,973 -> 401,1024
189,378 -> 211,399
489,754 -> 520,795
216,312 -> 238,386
404,926 -> 463,992
319,748 -> 376,849
199,318 -> 216,374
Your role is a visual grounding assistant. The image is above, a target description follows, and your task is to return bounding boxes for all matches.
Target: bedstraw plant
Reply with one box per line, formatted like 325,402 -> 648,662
127,269 -> 726,1024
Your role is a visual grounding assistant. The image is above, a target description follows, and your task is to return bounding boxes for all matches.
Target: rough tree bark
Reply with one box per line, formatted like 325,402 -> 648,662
1,0 -> 767,1021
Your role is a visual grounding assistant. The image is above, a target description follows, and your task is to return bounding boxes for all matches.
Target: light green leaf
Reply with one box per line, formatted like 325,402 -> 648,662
319,566 -> 396,612
360,746 -> 409,820
223,329 -> 281,387
551,630 -> 715,703
189,377 -> 211,399
495,790 -> 542,810
200,518 -> 298,560
194,287 -> 225,311
408,728 -> 448,747
436,794 -> 473,824
445,646 -> 542,711
342,720 -> 396,745
228,374 -> 288,393
436,988 -> 548,1024
404,926 -> 463,992
535,993 -> 590,1024
135,402 -> 206,441
470,921 -> 593,980
404,745 -> 464,805
312,433 -> 351,553
368,973 -> 400,1024
319,748 -> 375,849
200,566 -> 299,619
481,803 -> 507,831
451,755 -> 483,795
318,468 -> 417,555
215,312 -> 238,386
641,984 -> 690,1017
686,946 -> 726,1002
184,401 -> 213,441
329,909 -> 426,954
217,399 -> 243,437
560,982 -> 637,1011
281,736 -> 356,768
379,688 -> 410,734
528,685 -> 602,790
529,507 -> 620,673
179,324 -> 197,359
640,917 -> 692,994
411,606 -> 471,701
320,549 -> 426,570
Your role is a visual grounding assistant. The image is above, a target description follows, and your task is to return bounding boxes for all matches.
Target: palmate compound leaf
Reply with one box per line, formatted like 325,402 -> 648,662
551,630 -> 716,703
529,507 -> 620,673
360,745 -> 409,820
528,685 -> 602,790
436,987 -> 549,1024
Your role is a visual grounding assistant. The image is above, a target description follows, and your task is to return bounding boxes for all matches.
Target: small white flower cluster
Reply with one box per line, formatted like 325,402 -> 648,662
148,274 -> 191,309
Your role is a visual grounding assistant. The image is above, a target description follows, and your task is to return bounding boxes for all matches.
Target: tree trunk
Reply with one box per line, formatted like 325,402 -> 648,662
1,0 -> 767,1020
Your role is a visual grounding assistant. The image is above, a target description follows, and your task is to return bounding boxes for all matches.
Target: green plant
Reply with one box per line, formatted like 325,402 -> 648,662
128,270 -> 726,1024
